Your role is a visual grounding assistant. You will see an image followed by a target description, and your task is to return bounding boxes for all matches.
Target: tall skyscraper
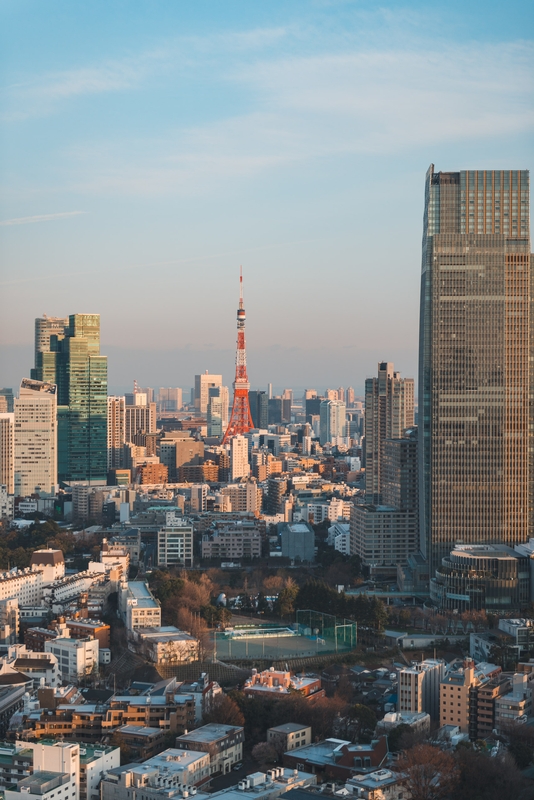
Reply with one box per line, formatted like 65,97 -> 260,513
125,396 -> 156,444
158,387 -> 183,412
249,390 -> 268,429
268,397 -> 283,424
319,399 -> 346,445
14,379 -> 57,497
33,315 -> 68,375
281,389 -> 293,423
32,313 -> 107,484
0,413 -> 15,494
351,428 -> 419,577
0,390 -> 14,413
364,362 -> 414,503
305,395 -> 322,423
194,372 -> 222,416
107,396 -> 126,470
419,166 -> 531,578
207,386 -> 224,438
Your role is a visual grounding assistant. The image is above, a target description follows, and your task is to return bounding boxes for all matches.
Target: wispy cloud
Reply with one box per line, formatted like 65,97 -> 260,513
1,27 -> 289,122
0,211 -> 86,226
55,39 -> 534,197
2,20 -> 533,197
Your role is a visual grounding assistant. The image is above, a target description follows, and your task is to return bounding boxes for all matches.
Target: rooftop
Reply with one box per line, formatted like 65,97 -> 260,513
117,726 -> 163,738
30,550 -> 64,567
347,769 -> 401,790
13,772 -> 70,795
112,696 -> 168,707
286,524 -> 312,534
177,724 -> 243,744
137,627 -> 196,643
78,744 -> 117,763
210,769 -> 315,800
284,739 -> 350,766
127,582 -> 160,609
139,748 -> 208,771
269,723 -> 310,734
450,544 -> 519,559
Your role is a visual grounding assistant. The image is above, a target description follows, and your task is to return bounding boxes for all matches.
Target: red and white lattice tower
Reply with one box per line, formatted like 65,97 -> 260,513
222,269 -> 254,444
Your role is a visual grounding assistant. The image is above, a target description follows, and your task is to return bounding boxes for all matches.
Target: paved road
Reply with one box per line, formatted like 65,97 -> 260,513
208,757 -> 256,792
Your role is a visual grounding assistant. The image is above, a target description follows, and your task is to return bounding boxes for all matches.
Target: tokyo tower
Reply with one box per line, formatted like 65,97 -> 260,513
222,269 -> 254,443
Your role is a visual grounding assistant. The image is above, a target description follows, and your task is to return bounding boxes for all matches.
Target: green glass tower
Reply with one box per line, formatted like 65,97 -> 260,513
32,313 -> 107,484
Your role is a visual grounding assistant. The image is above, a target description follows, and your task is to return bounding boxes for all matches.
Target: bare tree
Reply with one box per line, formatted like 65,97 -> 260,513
395,744 -> 458,800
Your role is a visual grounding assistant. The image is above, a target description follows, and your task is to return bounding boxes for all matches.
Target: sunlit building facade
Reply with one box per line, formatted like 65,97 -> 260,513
33,313 -> 107,484
419,167 -> 531,579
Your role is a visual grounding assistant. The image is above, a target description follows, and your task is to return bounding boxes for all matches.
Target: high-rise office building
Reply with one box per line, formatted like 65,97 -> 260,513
0,414 -> 15,494
33,315 -> 68,373
282,389 -> 293,423
364,362 -> 414,503
319,399 -> 346,445
268,397 -> 283,424
419,166 -> 531,579
207,387 -> 224,438
305,396 -> 322,423
14,379 -> 57,496
220,385 -> 229,430
382,429 -> 418,512
32,313 -> 107,484
158,387 -> 183,412
125,394 -> 156,445
139,387 -> 155,404
107,396 -> 126,470
0,390 -> 14,413
249,390 -> 268,429
350,427 -> 420,578
194,372 -> 222,416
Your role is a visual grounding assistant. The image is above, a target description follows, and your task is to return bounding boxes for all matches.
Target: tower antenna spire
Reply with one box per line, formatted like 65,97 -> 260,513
222,268 -> 253,443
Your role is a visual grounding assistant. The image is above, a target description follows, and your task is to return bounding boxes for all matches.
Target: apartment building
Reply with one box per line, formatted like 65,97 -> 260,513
201,523 -> 262,561
157,523 -> 194,568
267,723 -> 312,752
439,659 -> 501,735
44,638 -> 99,682
176,724 -> 244,776
119,582 -> 161,632
495,670 -> 534,731
398,659 -> 445,720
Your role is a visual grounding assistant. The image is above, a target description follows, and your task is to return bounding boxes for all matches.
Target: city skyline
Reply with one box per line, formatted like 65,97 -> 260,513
1,1 -> 532,390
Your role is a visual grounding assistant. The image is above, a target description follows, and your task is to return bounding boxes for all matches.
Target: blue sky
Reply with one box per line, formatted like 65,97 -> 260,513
1,0 -> 532,394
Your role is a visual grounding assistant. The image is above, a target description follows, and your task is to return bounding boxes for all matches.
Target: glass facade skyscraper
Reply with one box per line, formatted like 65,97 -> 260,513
364,361 -> 414,503
419,166 -> 531,580
32,313 -> 107,484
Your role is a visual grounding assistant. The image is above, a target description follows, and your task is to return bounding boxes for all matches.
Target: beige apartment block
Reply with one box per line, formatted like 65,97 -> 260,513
14,379 -> 57,497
